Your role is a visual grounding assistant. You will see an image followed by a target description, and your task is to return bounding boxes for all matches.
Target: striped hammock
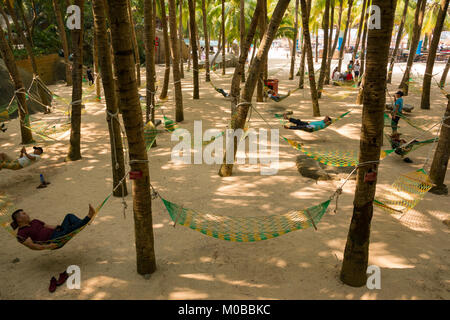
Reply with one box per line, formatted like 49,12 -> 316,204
374,169 -> 433,214
161,197 -> 331,242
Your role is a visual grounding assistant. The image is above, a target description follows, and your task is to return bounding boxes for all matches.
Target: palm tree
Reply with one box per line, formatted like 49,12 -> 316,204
289,0 -> 299,80
0,27 -> 33,144
257,0 -> 268,102
127,0 -> 141,87
201,0 -> 211,82
92,0 -> 128,198
340,0 -> 397,287
144,0 -> 157,124
5,0 -> 51,109
420,0 -> 449,109
240,0 -> 246,82
441,56 -> 450,88
107,0 -> 156,276
159,0 -> 171,99
93,29 -> 102,101
219,0 -> 292,178
229,0 -> 263,114
52,0 -> 72,86
317,0 -> 330,98
337,0 -> 354,72
429,94 -> 450,195
66,0 -> 84,162
169,0 -> 184,122
325,0 -> 343,84
352,0 -> 368,63
398,0 -> 426,96
0,4 -> 13,47
178,0 -> 185,78
188,0 -> 200,99
387,0 -> 410,84
222,0 -> 226,75
300,0 -> 320,116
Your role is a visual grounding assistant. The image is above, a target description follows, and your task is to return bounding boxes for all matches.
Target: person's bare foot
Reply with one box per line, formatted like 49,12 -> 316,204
88,204 -> 96,219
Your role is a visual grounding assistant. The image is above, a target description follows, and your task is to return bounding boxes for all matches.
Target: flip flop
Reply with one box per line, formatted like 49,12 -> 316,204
56,271 -> 69,286
49,277 -> 57,293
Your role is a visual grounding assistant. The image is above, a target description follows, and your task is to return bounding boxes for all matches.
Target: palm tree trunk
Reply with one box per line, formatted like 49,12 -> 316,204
66,0 -> 84,162
289,0 -> 300,80
421,0 -> 449,110
387,0 -> 409,84
201,0 -> 211,82
219,0 -> 291,178
52,0 -> 72,86
159,0 -> 171,99
359,0 -> 369,77
300,0 -> 320,116
17,0 -> 34,47
337,0 -> 354,72
6,0 -> 51,109
0,3 -> 13,47
324,0 -> 335,84
352,0 -> 368,62
298,36 -> 306,88
127,0 -> 141,87
340,0 -> 396,287
0,27 -> 33,144
178,0 -> 184,78
144,0 -> 157,125
168,0 -> 184,122
240,0 -> 246,82
315,31 -> 319,63
317,0 -> 330,98
325,0 -> 342,84
188,0 -> 200,99
92,0 -> 128,198
93,29 -> 101,100
440,56 -> 450,88
429,95 -> 450,195
107,0 -> 156,276
230,0 -> 263,114
257,0 -> 267,102
399,0 -> 426,96
222,0 -> 226,75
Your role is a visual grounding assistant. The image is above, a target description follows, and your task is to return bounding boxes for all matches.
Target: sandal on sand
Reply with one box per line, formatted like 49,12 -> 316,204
49,277 -> 57,293
56,271 -> 69,286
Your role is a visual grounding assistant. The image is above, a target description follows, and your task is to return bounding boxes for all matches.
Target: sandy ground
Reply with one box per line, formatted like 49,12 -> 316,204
0,52 -> 449,300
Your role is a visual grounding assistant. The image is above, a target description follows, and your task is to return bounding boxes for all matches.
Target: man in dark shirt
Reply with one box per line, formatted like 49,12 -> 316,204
11,205 -> 96,250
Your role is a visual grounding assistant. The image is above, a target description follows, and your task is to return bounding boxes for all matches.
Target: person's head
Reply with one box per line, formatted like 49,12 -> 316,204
324,116 -> 332,124
333,67 -> 338,71
356,60 -> 360,65
395,90 -> 404,99
33,146 -> 43,155
350,60 -> 353,64
10,209 -> 30,230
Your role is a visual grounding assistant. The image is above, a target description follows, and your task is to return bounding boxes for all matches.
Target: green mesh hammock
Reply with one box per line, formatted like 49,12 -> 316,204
283,137 -> 395,167
374,169 -> 433,214
383,113 -> 430,132
0,193 -> 111,250
384,134 -> 438,157
161,197 -> 331,242
0,103 -> 18,122
276,111 -> 351,132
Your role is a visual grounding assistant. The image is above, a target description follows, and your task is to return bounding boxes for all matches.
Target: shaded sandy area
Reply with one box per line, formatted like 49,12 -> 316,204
0,57 -> 449,300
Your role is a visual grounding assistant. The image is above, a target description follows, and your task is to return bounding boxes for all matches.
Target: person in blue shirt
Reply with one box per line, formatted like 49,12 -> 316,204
391,90 -> 404,134
283,112 -> 332,132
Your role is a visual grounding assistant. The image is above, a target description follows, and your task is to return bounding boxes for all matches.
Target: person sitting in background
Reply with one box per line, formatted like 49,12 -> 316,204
0,146 -> 43,170
10,205 -> 96,250
332,67 -> 341,81
283,112 -> 332,132
345,70 -> 354,81
354,60 -> 361,79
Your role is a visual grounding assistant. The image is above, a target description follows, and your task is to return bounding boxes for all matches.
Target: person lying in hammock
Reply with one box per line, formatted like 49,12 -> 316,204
10,205 -> 96,250
283,112 -> 332,132
0,146 -> 43,170
389,132 -> 418,163
215,88 -> 229,98
267,89 -> 281,102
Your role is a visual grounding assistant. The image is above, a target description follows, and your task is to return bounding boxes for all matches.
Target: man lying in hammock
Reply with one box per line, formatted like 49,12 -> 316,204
389,133 -> 418,163
215,87 -> 229,98
10,205 -> 96,250
282,112 -> 332,132
0,146 -> 43,170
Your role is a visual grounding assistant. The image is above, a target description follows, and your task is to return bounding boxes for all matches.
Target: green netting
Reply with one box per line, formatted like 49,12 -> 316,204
164,116 -> 178,132
384,113 -> 430,132
144,121 -> 158,151
385,134 -> 438,157
161,197 -> 331,242
276,111 -> 351,132
283,137 -> 395,167
374,169 -> 433,214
